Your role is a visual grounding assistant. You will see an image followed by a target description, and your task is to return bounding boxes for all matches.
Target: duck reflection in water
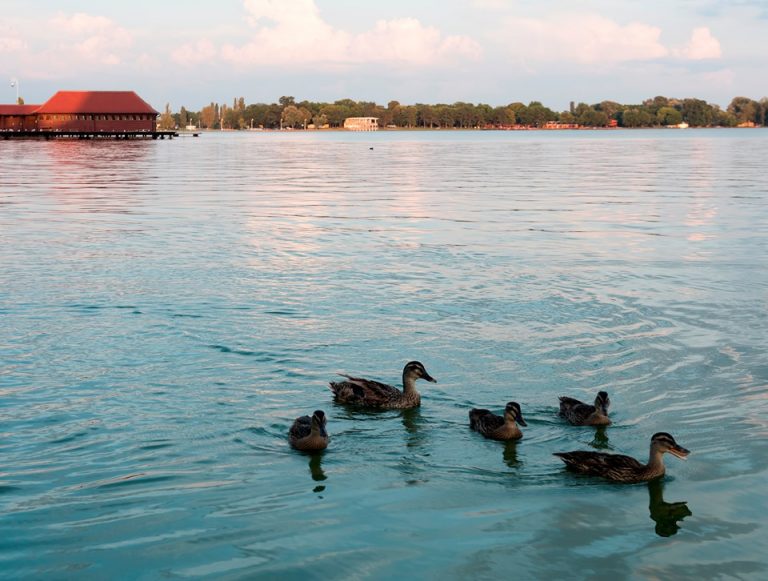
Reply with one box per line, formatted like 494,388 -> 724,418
401,407 -> 427,448
590,426 -> 611,450
648,479 -> 691,537
308,453 -> 326,493
503,441 -> 520,468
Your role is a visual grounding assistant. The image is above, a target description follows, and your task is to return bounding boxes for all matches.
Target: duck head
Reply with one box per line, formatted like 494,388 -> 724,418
651,432 -> 690,460
403,361 -> 437,384
595,391 -> 610,415
311,410 -> 328,438
504,401 -> 527,426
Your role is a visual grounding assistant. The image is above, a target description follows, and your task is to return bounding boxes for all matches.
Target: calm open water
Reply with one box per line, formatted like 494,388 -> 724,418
1,129 -> 767,579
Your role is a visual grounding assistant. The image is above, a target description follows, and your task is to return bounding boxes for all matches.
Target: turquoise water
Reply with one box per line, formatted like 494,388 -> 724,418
1,129 -> 767,579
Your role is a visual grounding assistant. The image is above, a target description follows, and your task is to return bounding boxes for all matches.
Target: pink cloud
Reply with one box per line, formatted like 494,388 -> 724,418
499,14 -> 668,65
676,27 -> 722,60
187,0 -> 481,68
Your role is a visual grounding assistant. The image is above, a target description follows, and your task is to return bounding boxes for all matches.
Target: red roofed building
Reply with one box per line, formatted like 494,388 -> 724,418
0,90 -> 159,133
35,91 -> 158,132
0,104 -> 41,130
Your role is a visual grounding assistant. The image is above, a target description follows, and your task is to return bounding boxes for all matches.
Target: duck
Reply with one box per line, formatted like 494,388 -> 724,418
553,432 -> 690,483
469,402 -> 527,441
558,390 -> 611,426
329,361 -> 436,409
288,410 -> 329,451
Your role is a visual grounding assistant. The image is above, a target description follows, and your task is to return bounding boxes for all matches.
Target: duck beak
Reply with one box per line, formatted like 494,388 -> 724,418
669,444 -> 690,460
516,412 -> 527,427
422,371 -> 437,383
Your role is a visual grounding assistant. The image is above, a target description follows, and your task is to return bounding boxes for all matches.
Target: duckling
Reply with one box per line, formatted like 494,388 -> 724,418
553,432 -> 690,483
288,410 -> 329,451
469,402 -> 527,441
329,361 -> 436,409
558,390 -> 611,426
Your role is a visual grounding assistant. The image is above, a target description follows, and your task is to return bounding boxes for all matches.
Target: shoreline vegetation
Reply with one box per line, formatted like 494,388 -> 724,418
161,95 -> 767,132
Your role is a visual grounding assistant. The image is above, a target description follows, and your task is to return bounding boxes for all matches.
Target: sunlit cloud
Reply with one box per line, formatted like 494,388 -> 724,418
171,39 -> 218,65
49,12 -> 133,66
175,0 -> 481,68
0,24 -> 26,53
0,36 -> 26,53
675,27 -> 722,60
350,18 -> 482,65
498,14 -> 669,64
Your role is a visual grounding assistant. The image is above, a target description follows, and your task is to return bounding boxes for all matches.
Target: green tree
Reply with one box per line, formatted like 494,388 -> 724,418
320,104 -> 347,127
200,104 -> 216,129
681,98 -> 714,127
311,113 -> 328,128
400,105 -> 417,127
281,105 -> 305,128
727,96 -> 760,125
491,105 -> 516,125
577,109 -> 609,127
159,103 -> 175,129
620,108 -> 652,127
509,103 -> 527,124
519,102 -> 557,127
656,106 -> 682,126
596,100 -> 623,120
643,95 -> 670,115
714,108 -> 737,127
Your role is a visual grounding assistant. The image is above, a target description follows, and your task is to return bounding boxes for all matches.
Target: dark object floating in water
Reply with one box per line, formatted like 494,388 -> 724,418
469,401 -> 527,441
558,391 -> 611,426
329,361 -> 436,409
553,432 -> 690,483
289,410 -> 329,451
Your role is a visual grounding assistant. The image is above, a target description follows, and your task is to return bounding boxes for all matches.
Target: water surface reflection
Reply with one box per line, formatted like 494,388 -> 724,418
590,426 -> 611,450
502,441 -> 520,468
648,479 -> 691,537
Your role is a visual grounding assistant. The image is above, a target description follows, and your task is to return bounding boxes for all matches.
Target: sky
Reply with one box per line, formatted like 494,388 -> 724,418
1,0 -> 767,111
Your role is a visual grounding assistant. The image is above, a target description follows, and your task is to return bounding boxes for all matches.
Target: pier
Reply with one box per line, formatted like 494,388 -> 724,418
1,130 -> 179,140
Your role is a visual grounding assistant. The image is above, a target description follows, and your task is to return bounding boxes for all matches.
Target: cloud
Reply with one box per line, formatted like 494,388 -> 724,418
471,0 -> 511,10
499,14 -> 668,64
351,18 -> 482,65
175,0 -> 481,68
0,36 -> 26,53
171,39 -> 218,65
0,24 -> 26,53
675,27 -> 722,59
49,12 -> 133,65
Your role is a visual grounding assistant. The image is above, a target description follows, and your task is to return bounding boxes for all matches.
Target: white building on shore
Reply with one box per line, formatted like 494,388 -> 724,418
343,117 -> 378,131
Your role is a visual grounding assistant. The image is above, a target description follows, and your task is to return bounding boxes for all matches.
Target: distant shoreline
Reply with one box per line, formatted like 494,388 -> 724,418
179,125 -> 762,134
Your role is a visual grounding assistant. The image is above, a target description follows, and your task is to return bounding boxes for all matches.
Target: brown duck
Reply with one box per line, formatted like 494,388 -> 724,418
288,410 -> 329,451
558,391 -> 611,426
553,432 -> 690,483
469,402 -> 527,441
329,361 -> 436,409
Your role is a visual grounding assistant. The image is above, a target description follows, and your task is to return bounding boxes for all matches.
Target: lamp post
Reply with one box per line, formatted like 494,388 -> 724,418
10,78 -> 20,104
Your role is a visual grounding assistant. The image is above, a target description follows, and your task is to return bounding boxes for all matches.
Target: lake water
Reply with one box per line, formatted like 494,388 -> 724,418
1,129 -> 767,579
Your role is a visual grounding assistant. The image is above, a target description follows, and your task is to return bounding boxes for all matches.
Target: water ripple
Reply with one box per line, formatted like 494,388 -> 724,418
0,130 -> 766,577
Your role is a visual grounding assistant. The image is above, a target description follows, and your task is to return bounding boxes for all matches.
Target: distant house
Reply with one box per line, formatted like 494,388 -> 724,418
0,91 -> 158,133
344,117 -> 378,131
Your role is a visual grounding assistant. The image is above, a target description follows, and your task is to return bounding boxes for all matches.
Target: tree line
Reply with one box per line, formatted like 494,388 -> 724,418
158,95 -> 768,130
